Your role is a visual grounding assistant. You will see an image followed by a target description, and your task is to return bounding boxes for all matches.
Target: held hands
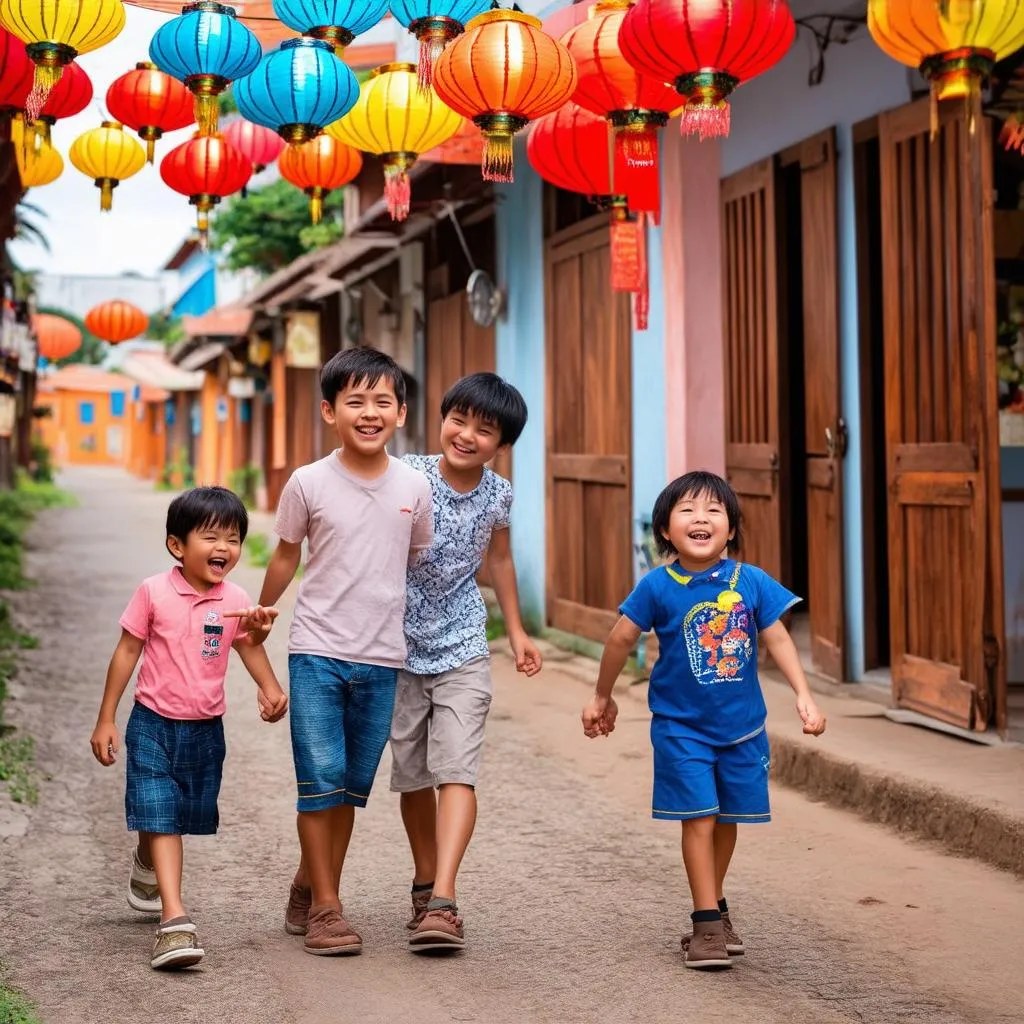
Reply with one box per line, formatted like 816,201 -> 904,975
796,695 -> 827,736
510,631 -> 543,677
257,685 -> 289,723
582,695 -> 619,738
225,605 -> 279,646
90,721 -> 119,766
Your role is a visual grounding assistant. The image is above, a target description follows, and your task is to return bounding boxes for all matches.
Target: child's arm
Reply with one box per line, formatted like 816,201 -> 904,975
582,616 -> 642,739
258,540 -> 302,607
233,640 -> 288,722
90,630 -> 144,766
486,527 -> 542,677
760,621 -> 827,736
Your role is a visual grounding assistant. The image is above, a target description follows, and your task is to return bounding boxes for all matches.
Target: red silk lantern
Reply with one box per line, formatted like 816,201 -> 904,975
432,9 -> 578,182
561,0 -> 678,223
278,133 -> 362,223
222,118 -> 285,172
84,299 -> 149,344
0,27 -> 34,128
106,62 -> 195,164
33,312 -> 82,361
528,102 -> 649,330
619,0 -> 795,140
160,132 -> 252,242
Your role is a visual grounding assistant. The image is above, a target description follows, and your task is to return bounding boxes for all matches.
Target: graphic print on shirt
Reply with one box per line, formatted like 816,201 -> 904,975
202,610 -> 223,660
678,563 -> 753,683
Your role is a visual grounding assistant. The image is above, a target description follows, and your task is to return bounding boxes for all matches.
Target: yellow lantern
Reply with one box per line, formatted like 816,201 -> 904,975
11,113 -> 62,186
869,0 -> 1024,118
326,61 -> 461,221
0,0 -> 125,119
69,120 -> 145,211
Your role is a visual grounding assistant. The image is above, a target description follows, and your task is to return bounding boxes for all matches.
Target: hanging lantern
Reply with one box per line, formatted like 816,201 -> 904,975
1002,114 -> 1024,154
222,117 -> 285,171
32,312 -> 81,361
11,112 -> 62,186
235,38 -> 359,146
528,101 -> 649,329
432,9 -> 578,182
0,26 -> 33,129
389,0 -> 491,90
33,58 -> 91,144
84,299 -> 149,343
149,1 -> 262,136
160,131 -> 252,242
560,0 -> 679,224
0,0 -> 124,120
106,62 -> 195,164
326,61 -> 460,220
868,0 -> 1024,131
619,0 -> 795,140
271,0 -> 388,55
278,132 -> 361,223
69,120 -> 146,211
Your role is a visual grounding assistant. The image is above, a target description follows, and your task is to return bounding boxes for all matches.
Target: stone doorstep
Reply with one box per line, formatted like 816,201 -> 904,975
491,638 -> 1024,880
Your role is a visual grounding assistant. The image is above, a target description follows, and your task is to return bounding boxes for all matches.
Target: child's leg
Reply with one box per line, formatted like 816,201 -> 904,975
434,784 -> 476,901
148,832 -> 187,922
714,821 -> 738,900
399,788 -> 438,885
680,816 -> 719,911
297,807 -> 347,912
137,831 -> 153,868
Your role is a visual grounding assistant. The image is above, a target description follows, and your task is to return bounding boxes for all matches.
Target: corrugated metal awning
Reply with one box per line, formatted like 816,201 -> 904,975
177,342 -> 226,372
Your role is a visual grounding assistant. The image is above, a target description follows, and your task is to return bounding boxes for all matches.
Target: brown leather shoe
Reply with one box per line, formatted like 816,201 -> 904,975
682,911 -> 744,955
304,906 -> 362,956
285,883 -> 312,936
409,906 -> 465,952
683,919 -> 732,969
406,887 -> 433,930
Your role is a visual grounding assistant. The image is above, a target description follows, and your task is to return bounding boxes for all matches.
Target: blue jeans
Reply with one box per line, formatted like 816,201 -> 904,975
288,654 -> 398,812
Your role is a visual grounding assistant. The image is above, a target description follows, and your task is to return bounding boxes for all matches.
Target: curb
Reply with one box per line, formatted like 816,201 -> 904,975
494,641 -> 1024,879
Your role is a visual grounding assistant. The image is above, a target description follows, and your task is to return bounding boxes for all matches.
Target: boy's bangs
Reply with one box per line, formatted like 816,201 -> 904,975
447,400 -> 498,428
346,371 -> 393,395
677,479 -> 733,508
195,512 -> 244,536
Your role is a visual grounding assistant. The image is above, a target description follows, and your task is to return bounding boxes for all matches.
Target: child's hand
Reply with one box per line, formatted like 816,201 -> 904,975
796,696 -> 826,736
258,685 -> 288,722
226,605 -> 279,645
90,721 -> 119,765
582,695 -> 618,738
510,632 -> 543,677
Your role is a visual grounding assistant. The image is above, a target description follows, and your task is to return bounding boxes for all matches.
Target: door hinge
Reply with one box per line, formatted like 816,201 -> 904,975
825,417 -> 848,460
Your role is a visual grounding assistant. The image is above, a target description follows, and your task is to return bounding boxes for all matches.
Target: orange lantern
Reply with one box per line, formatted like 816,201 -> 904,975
33,312 -> 82,361
84,299 -> 149,344
278,133 -> 362,223
432,9 -> 578,181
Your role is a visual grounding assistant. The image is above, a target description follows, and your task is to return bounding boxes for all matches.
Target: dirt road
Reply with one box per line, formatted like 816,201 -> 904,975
1,468 -> 1022,1024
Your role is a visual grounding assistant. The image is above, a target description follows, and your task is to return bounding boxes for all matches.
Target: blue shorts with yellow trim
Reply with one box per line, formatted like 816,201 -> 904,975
650,720 -> 771,824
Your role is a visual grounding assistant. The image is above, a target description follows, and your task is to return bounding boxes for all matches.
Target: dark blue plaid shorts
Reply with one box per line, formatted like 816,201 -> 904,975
125,701 -> 226,835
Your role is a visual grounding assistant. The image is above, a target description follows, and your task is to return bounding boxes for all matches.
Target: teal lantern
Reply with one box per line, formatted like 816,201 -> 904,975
272,0 -> 388,53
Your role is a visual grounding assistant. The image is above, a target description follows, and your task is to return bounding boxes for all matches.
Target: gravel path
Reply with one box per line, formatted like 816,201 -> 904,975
1,467 -> 1023,1024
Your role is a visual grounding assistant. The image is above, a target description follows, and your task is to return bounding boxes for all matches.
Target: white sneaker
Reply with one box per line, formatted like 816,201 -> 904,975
127,850 -> 162,914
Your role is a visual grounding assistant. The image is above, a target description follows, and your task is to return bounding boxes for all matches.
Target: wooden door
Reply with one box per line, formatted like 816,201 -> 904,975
798,129 -> 846,680
721,160 -> 786,580
545,216 -> 633,642
879,98 -> 1003,731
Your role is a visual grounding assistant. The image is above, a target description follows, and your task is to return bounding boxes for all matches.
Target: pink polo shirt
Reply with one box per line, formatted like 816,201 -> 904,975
120,567 -> 253,720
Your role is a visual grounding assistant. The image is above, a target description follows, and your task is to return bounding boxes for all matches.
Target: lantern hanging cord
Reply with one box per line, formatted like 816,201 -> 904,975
794,13 -> 866,88
443,202 -> 477,274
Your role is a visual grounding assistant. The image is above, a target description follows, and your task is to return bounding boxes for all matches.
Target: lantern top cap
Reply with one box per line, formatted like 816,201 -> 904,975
100,121 -> 124,130
372,62 -> 417,77
135,61 -> 158,71
465,9 -> 543,31
181,2 -> 238,19
280,37 -> 335,53
592,0 -> 632,12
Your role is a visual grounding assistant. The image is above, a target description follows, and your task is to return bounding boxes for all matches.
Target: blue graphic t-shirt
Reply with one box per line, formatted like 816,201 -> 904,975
402,454 -> 512,675
620,559 -> 800,746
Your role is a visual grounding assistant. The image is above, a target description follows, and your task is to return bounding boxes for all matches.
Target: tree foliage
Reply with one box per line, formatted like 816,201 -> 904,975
13,201 -> 49,254
209,178 -> 344,276
146,310 -> 185,346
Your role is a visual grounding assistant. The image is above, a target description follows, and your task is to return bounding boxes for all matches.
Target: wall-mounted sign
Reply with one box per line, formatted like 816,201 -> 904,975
285,311 -> 321,369
228,377 -> 256,399
216,398 -> 229,423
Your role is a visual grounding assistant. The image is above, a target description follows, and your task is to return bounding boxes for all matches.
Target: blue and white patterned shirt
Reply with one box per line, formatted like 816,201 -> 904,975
401,453 -> 513,675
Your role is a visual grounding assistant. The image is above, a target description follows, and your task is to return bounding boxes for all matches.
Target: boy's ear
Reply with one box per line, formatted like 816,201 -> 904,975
166,534 -> 185,561
396,402 -> 408,428
320,399 -> 336,425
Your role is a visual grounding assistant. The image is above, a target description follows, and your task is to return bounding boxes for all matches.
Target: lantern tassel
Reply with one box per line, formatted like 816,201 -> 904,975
384,165 -> 412,221
417,36 -> 446,92
614,126 -> 661,226
682,101 -> 730,142
309,188 -> 324,225
146,138 -> 156,164
194,93 -> 218,136
481,132 -> 514,183
634,211 -> 649,332
99,179 -> 114,213
197,208 -> 210,249
26,65 -> 62,122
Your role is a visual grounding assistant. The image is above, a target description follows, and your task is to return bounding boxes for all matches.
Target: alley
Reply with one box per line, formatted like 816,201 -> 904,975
1,468 -> 1023,1024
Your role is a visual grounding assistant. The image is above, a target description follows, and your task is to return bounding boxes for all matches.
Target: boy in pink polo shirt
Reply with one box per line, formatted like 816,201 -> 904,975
90,486 -> 288,971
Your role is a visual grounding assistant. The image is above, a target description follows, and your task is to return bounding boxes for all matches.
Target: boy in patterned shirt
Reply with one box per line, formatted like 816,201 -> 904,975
394,372 -> 541,951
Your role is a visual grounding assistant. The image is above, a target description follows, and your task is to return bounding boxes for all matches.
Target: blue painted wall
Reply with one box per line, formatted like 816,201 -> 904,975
495,141 -> 547,631
170,250 -> 218,318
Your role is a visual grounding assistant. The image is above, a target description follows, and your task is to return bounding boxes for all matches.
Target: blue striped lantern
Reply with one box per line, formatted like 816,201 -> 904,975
149,2 -> 262,136
390,0 -> 491,89
234,37 -> 359,146
271,0 -> 388,53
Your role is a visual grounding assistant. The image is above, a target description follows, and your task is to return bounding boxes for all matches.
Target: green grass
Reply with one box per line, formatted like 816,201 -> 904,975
246,533 -> 273,569
0,479 -> 76,591
0,969 -> 41,1023
0,733 -> 37,805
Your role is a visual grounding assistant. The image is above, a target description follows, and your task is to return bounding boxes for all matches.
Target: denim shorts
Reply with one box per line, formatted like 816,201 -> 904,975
124,701 -> 226,835
651,719 -> 771,824
289,654 -> 398,812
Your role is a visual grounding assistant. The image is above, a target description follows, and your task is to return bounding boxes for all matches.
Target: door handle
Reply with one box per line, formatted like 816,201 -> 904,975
825,418 -> 848,460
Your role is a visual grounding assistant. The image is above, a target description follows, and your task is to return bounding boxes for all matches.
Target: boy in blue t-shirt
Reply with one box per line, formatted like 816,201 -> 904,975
582,471 -> 826,970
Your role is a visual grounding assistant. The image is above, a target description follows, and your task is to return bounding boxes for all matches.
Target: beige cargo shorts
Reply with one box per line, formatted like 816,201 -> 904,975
389,657 -> 493,791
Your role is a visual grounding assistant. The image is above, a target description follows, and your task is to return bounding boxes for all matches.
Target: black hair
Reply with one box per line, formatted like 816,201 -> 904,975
651,471 -> 742,558
166,487 -> 249,555
440,372 -> 528,446
320,346 -> 406,407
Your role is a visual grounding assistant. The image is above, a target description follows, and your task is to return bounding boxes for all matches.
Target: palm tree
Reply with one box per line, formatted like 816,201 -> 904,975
13,200 -> 49,252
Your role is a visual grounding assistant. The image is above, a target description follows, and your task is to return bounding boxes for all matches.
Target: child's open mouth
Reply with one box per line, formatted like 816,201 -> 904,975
452,442 -> 475,456
688,532 -> 711,543
356,425 -> 382,436
208,558 -> 228,573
